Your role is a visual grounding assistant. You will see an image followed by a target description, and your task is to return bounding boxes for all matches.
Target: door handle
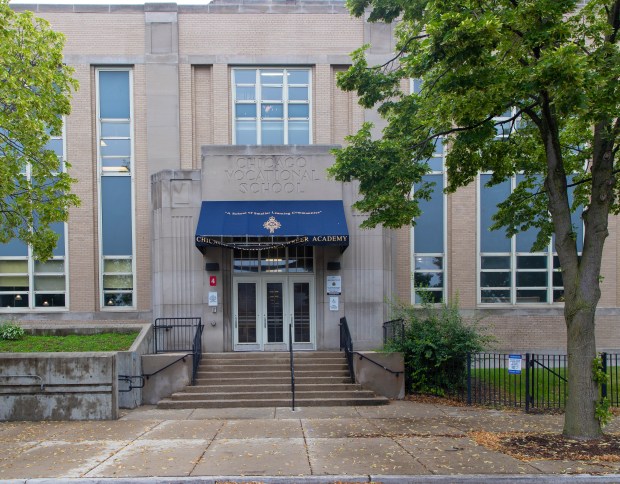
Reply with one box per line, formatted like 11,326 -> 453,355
234,315 -> 237,329
264,314 -> 266,328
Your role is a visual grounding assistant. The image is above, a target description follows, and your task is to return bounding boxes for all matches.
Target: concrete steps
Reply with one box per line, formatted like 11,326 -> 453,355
156,351 -> 389,409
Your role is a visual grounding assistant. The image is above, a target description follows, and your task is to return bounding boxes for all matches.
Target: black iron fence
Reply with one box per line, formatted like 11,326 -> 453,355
602,352 -> 620,407
465,353 -> 568,411
382,318 -> 405,346
153,317 -> 203,385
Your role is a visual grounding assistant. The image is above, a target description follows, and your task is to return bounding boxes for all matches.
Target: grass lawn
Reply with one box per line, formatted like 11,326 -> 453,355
0,332 -> 140,352
471,367 -> 620,408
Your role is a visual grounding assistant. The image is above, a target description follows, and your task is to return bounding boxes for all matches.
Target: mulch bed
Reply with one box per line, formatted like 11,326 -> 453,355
472,431 -> 620,462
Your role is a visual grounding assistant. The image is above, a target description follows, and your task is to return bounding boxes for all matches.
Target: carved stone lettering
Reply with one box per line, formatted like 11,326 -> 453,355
225,156 -> 319,193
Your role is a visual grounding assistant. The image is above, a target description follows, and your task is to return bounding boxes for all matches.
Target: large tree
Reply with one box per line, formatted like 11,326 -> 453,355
330,0 -> 619,439
0,0 -> 78,261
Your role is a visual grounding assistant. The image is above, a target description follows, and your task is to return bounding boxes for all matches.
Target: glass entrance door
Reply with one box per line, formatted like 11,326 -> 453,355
233,278 -> 261,351
263,280 -> 287,351
233,276 -> 314,351
290,278 -> 315,350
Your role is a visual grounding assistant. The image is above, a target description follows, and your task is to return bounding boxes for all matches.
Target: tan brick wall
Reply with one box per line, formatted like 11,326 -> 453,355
393,227 -> 411,304
192,66 -> 213,168
331,66 -> 352,145
212,64 -> 230,145
178,14 -> 363,57
179,63 -> 193,170
133,64 -> 151,312
66,64 -> 97,312
40,13 -> 145,56
448,184 -> 478,309
314,65 -> 331,144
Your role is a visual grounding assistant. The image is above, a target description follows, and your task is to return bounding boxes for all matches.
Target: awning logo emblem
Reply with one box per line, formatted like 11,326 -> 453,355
263,216 -> 282,234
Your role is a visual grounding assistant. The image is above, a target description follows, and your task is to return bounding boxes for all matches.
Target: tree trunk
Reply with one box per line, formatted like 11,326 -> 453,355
563,298 -> 603,439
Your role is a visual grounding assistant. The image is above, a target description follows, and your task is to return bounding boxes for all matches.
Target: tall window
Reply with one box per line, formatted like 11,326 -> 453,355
479,174 -> 583,304
233,68 -> 311,145
411,140 -> 445,303
97,69 -> 134,308
0,130 -> 67,310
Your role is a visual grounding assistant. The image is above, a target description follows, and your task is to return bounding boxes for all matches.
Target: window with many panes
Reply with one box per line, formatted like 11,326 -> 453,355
409,78 -> 447,303
0,130 -> 67,310
96,68 -> 135,308
411,139 -> 446,303
479,174 -> 583,304
233,68 -> 311,145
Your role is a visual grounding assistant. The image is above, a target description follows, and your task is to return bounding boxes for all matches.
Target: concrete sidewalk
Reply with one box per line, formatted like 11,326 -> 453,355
1,401 -> 620,483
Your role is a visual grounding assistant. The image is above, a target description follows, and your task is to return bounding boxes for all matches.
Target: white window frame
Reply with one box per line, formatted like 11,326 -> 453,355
232,67 -> 312,145
410,140 -> 448,305
477,173 -> 580,306
0,124 -> 69,312
95,67 -> 136,310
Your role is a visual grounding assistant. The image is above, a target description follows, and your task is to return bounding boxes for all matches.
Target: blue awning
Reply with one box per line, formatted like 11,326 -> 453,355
195,200 -> 349,251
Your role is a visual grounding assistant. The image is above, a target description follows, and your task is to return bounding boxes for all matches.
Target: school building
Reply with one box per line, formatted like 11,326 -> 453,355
4,0 -> 620,354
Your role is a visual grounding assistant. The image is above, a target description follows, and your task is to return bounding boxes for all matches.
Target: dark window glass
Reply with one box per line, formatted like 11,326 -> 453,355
50,222 -> 65,257
414,174 -> 443,253
481,289 -> 510,303
517,256 -> 547,269
480,175 -> 511,252
480,272 -> 510,287
101,177 -> 132,256
99,71 -> 130,119
414,272 -> 443,289
517,289 -> 547,303
481,256 -> 510,269
516,271 -> 547,287
0,238 -> 28,257
414,256 -> 442,270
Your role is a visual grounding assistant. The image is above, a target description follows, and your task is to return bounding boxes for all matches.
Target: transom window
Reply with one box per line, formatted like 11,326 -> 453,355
234,246 -> 314,273
233,68 -> 311,145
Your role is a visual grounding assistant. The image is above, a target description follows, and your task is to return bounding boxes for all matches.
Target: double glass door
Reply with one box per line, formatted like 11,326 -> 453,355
233,276 -> 314,351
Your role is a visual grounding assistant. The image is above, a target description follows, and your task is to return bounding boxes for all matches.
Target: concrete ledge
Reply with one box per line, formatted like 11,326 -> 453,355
142,352 -> 193,404
353,351 -> 405,399
0,324 -> 153,419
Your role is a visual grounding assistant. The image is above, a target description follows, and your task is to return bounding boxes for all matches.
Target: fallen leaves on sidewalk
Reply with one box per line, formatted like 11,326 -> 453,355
471,431 -> 620,462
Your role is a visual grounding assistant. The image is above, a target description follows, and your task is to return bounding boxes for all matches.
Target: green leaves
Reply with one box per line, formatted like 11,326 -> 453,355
0,0 -> 79,260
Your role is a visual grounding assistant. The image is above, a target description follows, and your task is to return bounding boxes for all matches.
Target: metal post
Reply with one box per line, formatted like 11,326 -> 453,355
525,353 -> 530,413
602,352 -> 608,399
467,353 -> 472,405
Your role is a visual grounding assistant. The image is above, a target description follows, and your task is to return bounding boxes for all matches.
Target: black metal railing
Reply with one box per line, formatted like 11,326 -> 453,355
466,353 -> 569,412
153,317 -> 203,385
339,317 -> 355,383
383,318 -> 405,345
289,324 -> 295,411
602,352 -> 619,407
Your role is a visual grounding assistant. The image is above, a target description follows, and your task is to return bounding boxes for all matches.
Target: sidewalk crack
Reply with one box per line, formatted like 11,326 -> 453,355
300,419 -> 314,475
188,419 -> 225,476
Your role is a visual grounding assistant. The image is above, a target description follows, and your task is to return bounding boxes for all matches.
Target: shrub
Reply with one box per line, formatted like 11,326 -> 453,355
385,298 -> 492,396
0,321 -> 26,341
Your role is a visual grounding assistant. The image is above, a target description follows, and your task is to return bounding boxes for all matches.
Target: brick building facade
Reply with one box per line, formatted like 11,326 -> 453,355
3,0 -> 619,353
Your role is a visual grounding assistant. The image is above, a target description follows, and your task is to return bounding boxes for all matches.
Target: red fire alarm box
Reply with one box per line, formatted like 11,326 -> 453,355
210,276 -> 217,287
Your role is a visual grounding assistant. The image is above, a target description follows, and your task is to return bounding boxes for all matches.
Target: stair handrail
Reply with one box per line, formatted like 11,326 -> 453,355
339,317 -> 355,383
289,323 -> 296,411
352,351 -> 403,376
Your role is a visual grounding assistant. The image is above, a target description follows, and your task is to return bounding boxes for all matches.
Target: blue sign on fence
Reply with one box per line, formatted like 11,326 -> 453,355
508,354 -> 522,374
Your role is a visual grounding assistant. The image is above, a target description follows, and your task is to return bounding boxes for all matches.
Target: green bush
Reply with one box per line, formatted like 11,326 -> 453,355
385,299 -> 492,395
0,321 -> 26,341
